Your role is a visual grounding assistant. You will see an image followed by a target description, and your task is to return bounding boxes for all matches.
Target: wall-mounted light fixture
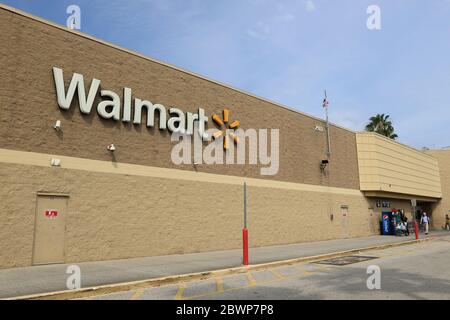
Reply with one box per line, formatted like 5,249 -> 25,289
107,144 -> 116,152
314,125 -> 325,132
53,120 -> 61,131
50,158 -> 61,166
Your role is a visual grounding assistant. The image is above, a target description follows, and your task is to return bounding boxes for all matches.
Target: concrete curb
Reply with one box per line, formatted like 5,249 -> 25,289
5,236 -> 436,300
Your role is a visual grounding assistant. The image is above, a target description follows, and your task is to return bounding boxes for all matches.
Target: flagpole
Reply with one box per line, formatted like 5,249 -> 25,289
324,90 -> 331,157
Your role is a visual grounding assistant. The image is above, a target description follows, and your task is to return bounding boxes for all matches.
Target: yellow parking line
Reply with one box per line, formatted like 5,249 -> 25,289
246,272 -> 257,286
315,264 -> 331,272
184,266 -> 322,300
296,265 -> 314,275
270,268 -> 285,279
296,267 -> 315,276
130,288 -> 146,300
216,277 -> 224,293
175,283 -> 186,300
87,264 -> 321,301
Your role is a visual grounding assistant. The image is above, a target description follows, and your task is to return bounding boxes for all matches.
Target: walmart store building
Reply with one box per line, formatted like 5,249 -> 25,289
1,5 -> 449,268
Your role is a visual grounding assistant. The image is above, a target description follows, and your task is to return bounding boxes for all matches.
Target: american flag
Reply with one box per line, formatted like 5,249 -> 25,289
322,98 -> 329,108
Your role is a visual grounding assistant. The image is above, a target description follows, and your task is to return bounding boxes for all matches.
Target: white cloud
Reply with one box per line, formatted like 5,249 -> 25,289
246,28 -> 266,40
246,21 -> 270,40
246,5 -> 294,41
278,13 -> 295,22
305,0 -> 316,12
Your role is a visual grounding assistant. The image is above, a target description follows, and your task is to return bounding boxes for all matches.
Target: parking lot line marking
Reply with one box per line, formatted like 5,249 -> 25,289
270,268 -> 285,279
295,266 -> 313,275
216,277 -> 224,293
175,283 -> 186,300
183,266 -> 322,300
315,264 -> 331,272
130,288 -> 145,300
80,261 -> 335,301
246,272 -> 257,286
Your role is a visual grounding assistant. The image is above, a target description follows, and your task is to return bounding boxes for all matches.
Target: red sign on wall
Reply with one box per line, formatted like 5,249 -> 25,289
45,210 -> 58,218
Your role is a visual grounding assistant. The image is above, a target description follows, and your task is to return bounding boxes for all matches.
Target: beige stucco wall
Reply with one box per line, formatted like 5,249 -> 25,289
0,5 -> 376,269
426,150 -> 450,229
0,149 -> 373,269
356,132 -> 442,199
0,5 -> 360,189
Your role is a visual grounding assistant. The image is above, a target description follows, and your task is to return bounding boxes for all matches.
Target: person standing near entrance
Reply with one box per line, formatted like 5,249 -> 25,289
402,214 -> 409,236
421,212 -> 430,235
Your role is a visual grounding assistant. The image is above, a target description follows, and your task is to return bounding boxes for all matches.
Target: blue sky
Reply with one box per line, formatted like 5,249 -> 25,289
4,0 -> 450,149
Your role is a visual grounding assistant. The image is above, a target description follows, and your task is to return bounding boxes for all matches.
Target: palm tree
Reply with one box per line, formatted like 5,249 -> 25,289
365,114 -> 398,140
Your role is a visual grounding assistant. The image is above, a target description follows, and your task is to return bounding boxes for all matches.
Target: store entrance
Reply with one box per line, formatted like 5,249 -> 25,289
415,201 -> 433,226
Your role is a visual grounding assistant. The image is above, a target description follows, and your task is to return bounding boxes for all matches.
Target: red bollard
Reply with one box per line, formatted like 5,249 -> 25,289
414,221 -> 419,240
243,228 -> 249,265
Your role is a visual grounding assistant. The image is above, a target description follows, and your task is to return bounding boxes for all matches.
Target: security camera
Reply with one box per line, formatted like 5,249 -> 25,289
107,144 -> 116,152
201,132 -> 209,141
53,120 -> 61,131
320,159 -> 329,170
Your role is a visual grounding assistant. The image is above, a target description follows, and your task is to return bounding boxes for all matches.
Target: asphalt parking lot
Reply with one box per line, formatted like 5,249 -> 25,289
84,235 -> 450,300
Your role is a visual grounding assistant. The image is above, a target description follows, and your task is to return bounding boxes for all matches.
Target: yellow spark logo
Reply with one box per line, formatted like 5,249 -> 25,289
212,109 -> 240,150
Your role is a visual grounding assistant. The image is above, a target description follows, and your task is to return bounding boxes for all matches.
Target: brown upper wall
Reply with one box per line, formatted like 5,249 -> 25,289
0,5 -> 360,189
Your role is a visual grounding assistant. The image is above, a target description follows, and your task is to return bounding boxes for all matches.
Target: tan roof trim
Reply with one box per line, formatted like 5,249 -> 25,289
356,131 -> 438,161
363,191 -> 440,202
0,3 -> 354,134
425,149 -> 450,153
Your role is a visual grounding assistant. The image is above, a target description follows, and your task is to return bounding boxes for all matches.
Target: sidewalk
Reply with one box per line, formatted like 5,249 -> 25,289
0,231 -> 447,299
